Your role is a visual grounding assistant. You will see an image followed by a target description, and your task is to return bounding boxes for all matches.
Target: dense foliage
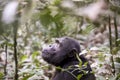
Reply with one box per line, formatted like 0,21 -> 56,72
0,0 -> 120,80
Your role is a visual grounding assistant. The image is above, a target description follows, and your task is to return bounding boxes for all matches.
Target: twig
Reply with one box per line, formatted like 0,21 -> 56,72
13,22 -> 18,80
108,15 -> 115,75
4,44 -> 7,79
114,13 -> 118,47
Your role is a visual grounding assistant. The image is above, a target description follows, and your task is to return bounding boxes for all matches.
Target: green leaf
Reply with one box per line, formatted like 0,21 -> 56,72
0,72 -> 4,79
77,74 -> 83,80
116,73 -> 120,80
56,66 -> 62,71
32,51 -> 39,59
53,0 -> 61,5
81,24 -> 94,34
116,57 -> 120,63
117,39 -> 120,46
76,54 -> 82,67
39,8 -> 53,27
22,74 -> 34,80
112,47 -> 119,55
33,59 -> 40,67
21,55 -> 28,62
83,62 -> 88,67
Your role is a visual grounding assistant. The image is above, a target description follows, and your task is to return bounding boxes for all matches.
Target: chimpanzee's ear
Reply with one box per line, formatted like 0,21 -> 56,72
68,48 -> 77,57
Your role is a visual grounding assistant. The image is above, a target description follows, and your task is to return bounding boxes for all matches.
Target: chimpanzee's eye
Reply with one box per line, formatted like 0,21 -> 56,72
55,39 -> 60,43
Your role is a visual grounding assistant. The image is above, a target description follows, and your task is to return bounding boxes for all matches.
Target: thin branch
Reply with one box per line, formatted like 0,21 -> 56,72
108,16 -> 115,75
114,13 -> 118,47
13,22 -> 18,80
4,44 -> 7,78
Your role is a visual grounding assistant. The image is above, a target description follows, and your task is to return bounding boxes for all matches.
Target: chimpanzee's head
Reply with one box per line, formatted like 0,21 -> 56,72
42,37 -> 81,66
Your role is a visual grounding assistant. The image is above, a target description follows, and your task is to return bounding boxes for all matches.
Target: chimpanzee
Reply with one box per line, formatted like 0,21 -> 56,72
42,37 -> 96,80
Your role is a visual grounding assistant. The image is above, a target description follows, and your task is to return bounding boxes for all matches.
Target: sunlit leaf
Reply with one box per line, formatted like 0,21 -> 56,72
32,51 -> 39,59
77,74 -> 83,80
53,0 -> 61,5
22,74 -> 34,80
21,55 -> 28,62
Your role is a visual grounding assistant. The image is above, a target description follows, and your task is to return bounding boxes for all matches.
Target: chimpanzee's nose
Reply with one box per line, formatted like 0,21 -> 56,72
42,49 -> 48,54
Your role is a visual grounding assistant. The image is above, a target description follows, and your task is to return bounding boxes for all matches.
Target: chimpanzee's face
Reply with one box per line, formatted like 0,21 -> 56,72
42,37 -> 80,66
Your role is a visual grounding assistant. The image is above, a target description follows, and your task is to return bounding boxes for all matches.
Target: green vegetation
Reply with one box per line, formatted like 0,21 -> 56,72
0,0 -> 120,80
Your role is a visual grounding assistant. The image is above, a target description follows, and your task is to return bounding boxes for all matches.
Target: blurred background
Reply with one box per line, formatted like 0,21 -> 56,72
0,0 -> 120,80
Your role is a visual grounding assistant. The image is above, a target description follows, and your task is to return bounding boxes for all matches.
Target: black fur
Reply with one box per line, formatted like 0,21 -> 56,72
42,37 -> 96,80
